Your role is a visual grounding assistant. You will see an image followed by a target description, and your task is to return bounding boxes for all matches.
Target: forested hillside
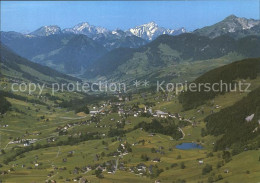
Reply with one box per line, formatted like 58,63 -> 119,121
0,44 -> 80,83
179,58 -> 260,110
205,86 -> 260,152
0,95 -> 11,114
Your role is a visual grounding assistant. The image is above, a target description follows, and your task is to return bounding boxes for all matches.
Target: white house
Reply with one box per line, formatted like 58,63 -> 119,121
155,110 -> 168,118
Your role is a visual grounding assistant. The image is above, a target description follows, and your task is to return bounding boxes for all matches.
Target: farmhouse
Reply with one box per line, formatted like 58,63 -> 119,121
118,109 -> 125,116
245,114 -> 254,122
90,110 -> 99,116
152,158 -> 161,162
154,110 -> 168,118
137,163 -> 147,171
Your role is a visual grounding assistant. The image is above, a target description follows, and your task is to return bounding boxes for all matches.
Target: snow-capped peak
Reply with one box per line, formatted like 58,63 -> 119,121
63,22 -> 109,38
74,22 -> 91,31
30,25 -> 61,36
144,21 -> 158,27
129,21 -> 186,41
223,15 -> 260,32
28,21 -> 186,41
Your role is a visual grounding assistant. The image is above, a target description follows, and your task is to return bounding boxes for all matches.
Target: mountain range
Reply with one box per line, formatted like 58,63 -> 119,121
30,21 -> 186,42
22,21 -> 186,51
194,15 -> 260,39
1,33 -> 108,74
84,33 -> 260,82
1,21 -> 186,74
1,15 -> 260,80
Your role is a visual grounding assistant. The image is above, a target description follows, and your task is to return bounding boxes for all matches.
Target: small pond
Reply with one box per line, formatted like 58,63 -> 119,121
176,142 -> 203,150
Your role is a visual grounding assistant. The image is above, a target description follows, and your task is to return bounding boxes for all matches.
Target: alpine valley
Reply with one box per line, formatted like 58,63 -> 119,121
1,15 -> 260,81
0,14 -> 260,183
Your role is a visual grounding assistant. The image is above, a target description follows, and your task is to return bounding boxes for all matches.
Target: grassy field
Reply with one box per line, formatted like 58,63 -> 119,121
0,77 -> 260,183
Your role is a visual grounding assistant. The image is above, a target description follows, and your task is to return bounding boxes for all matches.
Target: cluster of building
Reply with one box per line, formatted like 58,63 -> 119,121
8,138 -> 37,146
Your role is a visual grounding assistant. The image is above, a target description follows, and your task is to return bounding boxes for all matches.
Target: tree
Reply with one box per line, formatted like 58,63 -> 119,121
206,152 -> 214,157
95,169 -> 104,178
217,161 -> 223,169
180,162 -> 186,169
141,154 -> 149,161
207,176 -> 214,183
0,95 -> 11,114
171,163 -> 178,168
201,128 -> 207,137
176,179 -> 186,183
222,151 -> 232,163
217,174 -> 223,180
151,148 -> 156,153
202,164 -> 213,175
75,105 -> 89,114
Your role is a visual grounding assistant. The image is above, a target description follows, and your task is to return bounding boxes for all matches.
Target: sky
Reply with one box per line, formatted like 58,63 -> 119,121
1,1 -> 259,33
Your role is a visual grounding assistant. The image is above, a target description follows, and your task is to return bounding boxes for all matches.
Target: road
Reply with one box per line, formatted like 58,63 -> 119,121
178,127 -> 185,139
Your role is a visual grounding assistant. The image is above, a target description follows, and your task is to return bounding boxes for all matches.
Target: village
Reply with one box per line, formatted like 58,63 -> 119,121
0,89 -> 224,151
0,83 -> 236,183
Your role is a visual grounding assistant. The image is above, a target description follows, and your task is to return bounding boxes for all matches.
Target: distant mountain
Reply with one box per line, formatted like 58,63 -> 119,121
0,43 -> 80,83
2,16 -> 260,78
1,21 -> 186,61
30,25 -> 62,36
0,31 -> 27,39
62,22 -> 149,50
84,33 -> 260,81
194,15 -> 260,39
63,22 -> 110,38
93,29 -> 147,50
23,21 -> 185,49
128,22 -> 186,41
37,34 -> 108,74
62,21 -> 185,42
1,33 -> 108,74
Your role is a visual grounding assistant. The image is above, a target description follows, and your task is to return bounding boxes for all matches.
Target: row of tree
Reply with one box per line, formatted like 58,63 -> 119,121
134,118 -> 183,139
